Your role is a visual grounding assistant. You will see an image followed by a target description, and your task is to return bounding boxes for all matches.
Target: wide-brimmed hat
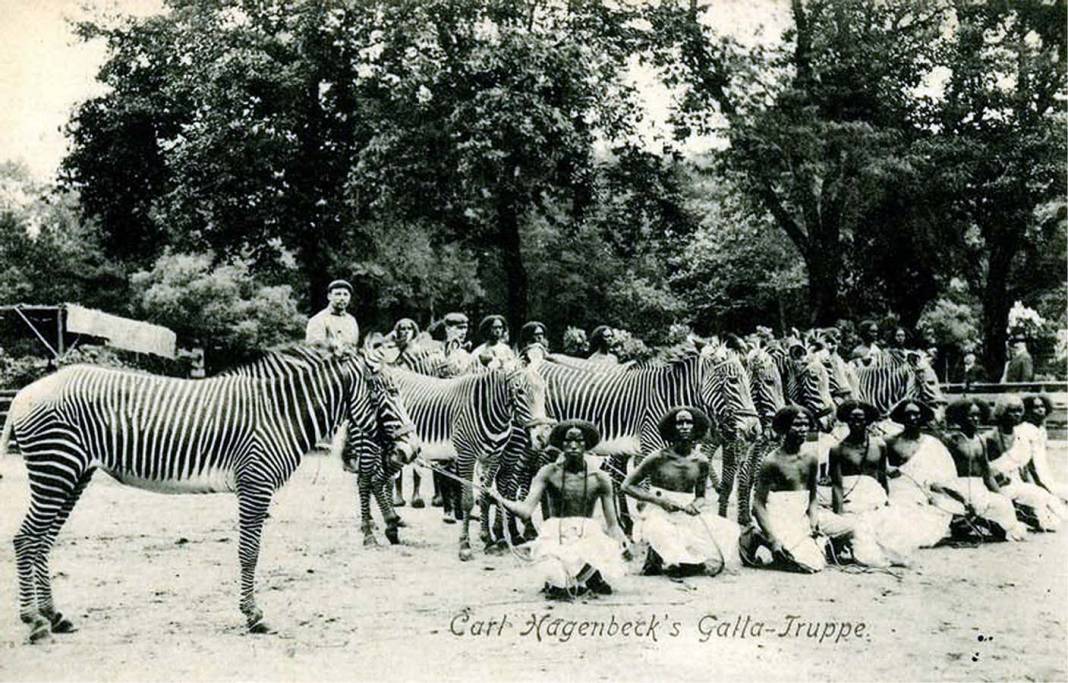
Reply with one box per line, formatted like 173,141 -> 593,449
772,405 -> 814,435
327,279 -> 353,294
889,398 -> 935,425
548,420 -> 601,451
836,399 -> 880,424
657,406 -> 711,442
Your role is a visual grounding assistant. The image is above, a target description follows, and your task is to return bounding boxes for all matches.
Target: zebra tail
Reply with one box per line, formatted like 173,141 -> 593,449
0,409 -> 14,458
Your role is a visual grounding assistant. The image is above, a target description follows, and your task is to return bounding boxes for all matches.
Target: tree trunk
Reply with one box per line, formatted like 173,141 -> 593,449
497,193 -> 529,331
804,247 -> 842,326
980,248 -> 1015,381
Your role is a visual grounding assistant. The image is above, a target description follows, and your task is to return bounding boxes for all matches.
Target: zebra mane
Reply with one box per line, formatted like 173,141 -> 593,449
218,343 -> 373,378
635,336 -> 730,369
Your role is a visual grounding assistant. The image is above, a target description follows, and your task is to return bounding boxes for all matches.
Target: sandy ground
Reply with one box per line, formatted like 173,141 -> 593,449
0,447 -> 1066,683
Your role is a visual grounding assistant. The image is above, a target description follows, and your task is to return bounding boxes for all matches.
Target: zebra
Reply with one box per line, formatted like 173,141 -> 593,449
769,338 -> 837,428
720,346 -> 788,523
378,358 -> 552,560
523,340 -> 761,528
852,352 -> 946,419
2,345 -> 418,639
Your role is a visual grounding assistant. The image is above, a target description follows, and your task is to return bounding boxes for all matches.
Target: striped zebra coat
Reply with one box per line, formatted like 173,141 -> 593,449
2,346 -> 417,638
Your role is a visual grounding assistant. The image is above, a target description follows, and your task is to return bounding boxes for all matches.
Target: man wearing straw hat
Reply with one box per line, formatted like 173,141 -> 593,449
622,407 -> 742,578
498,419 -> 628,599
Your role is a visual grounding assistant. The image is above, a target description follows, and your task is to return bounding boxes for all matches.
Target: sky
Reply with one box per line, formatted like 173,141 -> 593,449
0,0 -> 789,182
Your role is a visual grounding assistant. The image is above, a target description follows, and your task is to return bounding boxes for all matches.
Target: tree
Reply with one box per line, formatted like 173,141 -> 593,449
648,0 -> 949,325
347,0 -> 648,329
0,161 -> 126,313
930,0 -> 1067,376
130,251 -> 305,365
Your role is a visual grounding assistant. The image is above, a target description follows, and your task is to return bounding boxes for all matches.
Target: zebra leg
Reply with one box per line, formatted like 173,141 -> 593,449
718,442 -> 740,518
604,454 -> 632,535
371,474 -> 402,545
736,440 -> 772,527
34,469 -> 95,634
357,473 -> 377,547
392,471 -> 405,507
411,468 -> 425,508
236,486 -> 274,634
456,453 -> 477,561
14,458 -> 90,643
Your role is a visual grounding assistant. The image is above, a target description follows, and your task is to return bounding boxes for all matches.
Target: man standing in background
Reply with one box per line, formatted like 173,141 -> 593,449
305,279 -> 360,349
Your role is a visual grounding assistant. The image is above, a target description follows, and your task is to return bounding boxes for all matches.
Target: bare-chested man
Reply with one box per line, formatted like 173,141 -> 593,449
942,398 -> 1028,541
740,406 -> 835,572
498,420 -> 628,599
622,407 -> 742,578
828,399 -> 888,512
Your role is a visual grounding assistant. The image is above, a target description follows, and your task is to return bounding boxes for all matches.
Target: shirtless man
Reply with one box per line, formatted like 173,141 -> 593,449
498,420 -> 628,599
828,399 -> 888,512
622,407 -> 742,577
742,406 -> 831,572
942,398 -> 1028,541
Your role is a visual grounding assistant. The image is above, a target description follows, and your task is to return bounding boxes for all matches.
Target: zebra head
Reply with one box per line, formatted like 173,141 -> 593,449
352,358 -> 421,467
502,352 -> 554,452
906,352 -> 946,422
820,352 -> 859,404
781,338 -> 836,431
745,347 -> 786,427
699,343 -> 761,441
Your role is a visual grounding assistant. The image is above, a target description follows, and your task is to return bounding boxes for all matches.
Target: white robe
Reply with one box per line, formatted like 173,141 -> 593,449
989,428 -> 1066,531
1016,423 -> 1068,502
531,518 -> 626,589
755,490 -> 827,572
633,488 -> 741,573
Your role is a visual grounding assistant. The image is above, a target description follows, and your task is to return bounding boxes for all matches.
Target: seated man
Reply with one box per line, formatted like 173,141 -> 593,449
498,420 -> 628,599
1018,394 -> 1068,502
985,396 -> 1065,531
941,398 -> 1028,541
621,407 -> 742,578
883,399 -> 964,549
741,406 -> 857,573
821,399 -> 897,566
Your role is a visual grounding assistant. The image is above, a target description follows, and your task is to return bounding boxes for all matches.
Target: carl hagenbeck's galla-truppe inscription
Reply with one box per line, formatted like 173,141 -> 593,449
449,612 -> 869,644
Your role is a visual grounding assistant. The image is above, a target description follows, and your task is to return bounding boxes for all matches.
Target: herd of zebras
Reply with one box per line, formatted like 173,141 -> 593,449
0,332 -> 943,641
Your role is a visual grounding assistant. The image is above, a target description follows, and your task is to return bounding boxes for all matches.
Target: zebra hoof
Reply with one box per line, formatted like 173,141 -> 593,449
27,616 -> 51,644
459,544 -> 473,561
393,496 -> 406,507
363,534 -> 377,547
248,619 -> 275,635
485,540 -> 508,556
412,496 -> 426,509
431,494 -> 444,507
385,526 -> 400,545
48,612 -> 77,634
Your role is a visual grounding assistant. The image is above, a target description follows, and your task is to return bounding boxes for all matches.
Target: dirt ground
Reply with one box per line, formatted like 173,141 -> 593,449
1,446 -> 1066,683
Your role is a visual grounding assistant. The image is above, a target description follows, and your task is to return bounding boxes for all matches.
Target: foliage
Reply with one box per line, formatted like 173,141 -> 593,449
130,251 -> 304,359
0,162 -> 127,312
917,298 -> 981,350
561,326 -> 588,355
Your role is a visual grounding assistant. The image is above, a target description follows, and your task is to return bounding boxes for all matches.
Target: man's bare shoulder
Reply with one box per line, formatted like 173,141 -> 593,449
591,469 -> 614,491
